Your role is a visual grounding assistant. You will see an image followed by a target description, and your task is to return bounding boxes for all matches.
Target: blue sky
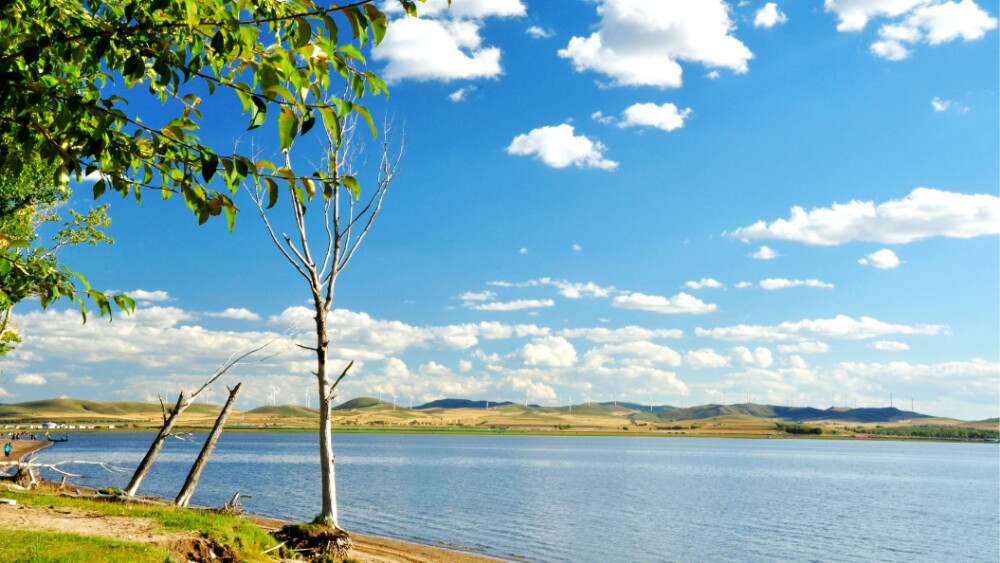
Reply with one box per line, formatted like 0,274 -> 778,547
2,0 -> 998,419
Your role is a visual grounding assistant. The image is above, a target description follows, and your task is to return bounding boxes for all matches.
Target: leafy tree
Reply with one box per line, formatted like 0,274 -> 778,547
1,0 -> 433,537
0,148 -> 132,355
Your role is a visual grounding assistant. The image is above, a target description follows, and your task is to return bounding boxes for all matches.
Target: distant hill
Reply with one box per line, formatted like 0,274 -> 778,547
0,397 -> 945,425
0,398 -> 223,420
333,397 -> 387,410
651,404 -> 931,424
414,398 -> 516,410
246,405 -> 318,417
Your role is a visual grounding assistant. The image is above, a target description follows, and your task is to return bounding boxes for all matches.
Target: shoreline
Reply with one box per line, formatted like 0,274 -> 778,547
1,439 -> 505,562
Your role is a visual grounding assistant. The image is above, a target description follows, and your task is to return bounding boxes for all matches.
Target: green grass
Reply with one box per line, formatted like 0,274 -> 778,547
0,531 -> 170,563
1,489 -> 280,562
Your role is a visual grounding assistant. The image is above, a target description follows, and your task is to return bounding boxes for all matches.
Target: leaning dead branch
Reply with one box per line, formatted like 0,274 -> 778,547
124,337 -> 285,497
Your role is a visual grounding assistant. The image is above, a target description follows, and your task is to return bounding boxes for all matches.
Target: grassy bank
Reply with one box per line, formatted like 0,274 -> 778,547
0,486 -> 282,562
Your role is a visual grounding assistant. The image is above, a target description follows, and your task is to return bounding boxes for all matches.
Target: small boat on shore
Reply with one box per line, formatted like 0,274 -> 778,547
45,433 -> 69,443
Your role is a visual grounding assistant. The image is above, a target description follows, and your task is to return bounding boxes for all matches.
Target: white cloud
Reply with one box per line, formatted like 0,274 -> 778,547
706,70 -> 721,80
754,3 -> 789,28
519,247 -> 528,254
777,341 -> 830,354
557,0 -> 753,88
685,278 -> 724,290
507,124 -> 618,170
834,357 -> 999,380
685,348 -> 730,368
751,245 -> 779,260
697,314 -> 948,341
203,308 -> 261,321
449,87 -> 471,102
728,188 -> 1000,245
572,244 -> 583,252
14,374 -> 46,385
612,291 -> 717,315
931,96 -> 969,113
526,25 -> 553,39
619,102 -> 692,132
129,289 -> 171,302
735,281 -> 754,289
470,299 -> 556,311
825,0 -> 998,60
731,346 -> 775,368
522,336 -> 578,368
389,0 -> 526,19
859,248 -> 902,269
559,326 -> 684,343
458,290 -> 497,302
872,340 -> 910,351
825,0 -> 927,32
759,278 -> 835,290
584,341 -> 683,369
374,18 -> 502,82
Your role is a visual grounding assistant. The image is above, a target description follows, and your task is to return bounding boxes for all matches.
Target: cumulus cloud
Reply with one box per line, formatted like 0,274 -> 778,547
685,348 -> 730,368
754,3 -> 789,28
728,188 -> 1000,245
612,291 -> 718,315
931,96 -> 969,113
777,341 -> 830,354
559,326 -> 684,343
730,346 -> 775,368
449,87 -> 475,102
872,340 -> 910,351
458,290 -> 497,302
825,0 -> 997,59
751,245 -> 780,260
685,278 -> 724,290
584,341 -> 683,369
859,248 -> 902,269
759,278 -> 835,290
507,124 -> 618,170
374,0 -> 525,82
129,289 -> 171,302
522,336 -> 578,367
834,357 -> 999,380
526,25 -> 553,39
470,299 -> 556,311
203,308 -> 261,321
557,0 -> 753,88
15,374 -> 46,385
619,102 -> 692,132
697,314 -> 948,341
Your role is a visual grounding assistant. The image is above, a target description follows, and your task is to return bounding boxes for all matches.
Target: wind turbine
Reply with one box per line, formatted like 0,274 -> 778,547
304,388 -> 311,409
392,394 -> 398,412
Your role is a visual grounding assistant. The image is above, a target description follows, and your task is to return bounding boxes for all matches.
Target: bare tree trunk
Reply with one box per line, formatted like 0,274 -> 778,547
124,392 -> 188,496
175,383 -> 242,507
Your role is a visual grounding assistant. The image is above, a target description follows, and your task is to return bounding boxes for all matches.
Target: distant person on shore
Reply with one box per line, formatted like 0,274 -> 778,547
3,442 -> 10,458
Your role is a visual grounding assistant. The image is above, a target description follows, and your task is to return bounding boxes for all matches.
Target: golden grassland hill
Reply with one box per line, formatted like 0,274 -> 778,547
2,397 -> 995,438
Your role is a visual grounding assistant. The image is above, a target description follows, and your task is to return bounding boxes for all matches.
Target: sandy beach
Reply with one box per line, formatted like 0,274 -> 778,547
0,439 -> 503,562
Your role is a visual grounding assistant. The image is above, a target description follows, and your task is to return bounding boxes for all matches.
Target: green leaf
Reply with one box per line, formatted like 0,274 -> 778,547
201,153 -> 219,182
278,107 -> 299,151
248,95 -> 267,130
264,178 -> 279,209
341,175 -> 360,199
301,109 -> 316,136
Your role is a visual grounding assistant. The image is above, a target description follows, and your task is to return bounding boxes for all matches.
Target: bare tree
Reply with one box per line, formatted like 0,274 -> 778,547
124,339 -> 281,497
175,382 -> 242,507
247,112 -> 401,528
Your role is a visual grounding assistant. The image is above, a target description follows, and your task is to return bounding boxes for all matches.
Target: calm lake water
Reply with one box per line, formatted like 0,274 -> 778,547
28,432 -> 1000,562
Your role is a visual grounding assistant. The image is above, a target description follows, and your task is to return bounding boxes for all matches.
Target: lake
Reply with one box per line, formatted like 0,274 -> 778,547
29,432 -> 1000,562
